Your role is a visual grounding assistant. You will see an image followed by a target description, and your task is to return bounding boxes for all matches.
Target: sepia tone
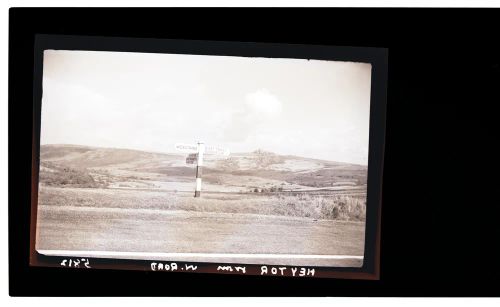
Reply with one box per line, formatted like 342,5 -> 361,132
36,50 -> 371,267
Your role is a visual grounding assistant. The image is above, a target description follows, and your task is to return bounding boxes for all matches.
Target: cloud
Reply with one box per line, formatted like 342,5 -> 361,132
219,89 -> 284,143
244,89 -> 282,118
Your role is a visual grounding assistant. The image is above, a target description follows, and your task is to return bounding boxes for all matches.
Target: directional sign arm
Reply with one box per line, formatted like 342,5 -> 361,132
175,143 -> 198,153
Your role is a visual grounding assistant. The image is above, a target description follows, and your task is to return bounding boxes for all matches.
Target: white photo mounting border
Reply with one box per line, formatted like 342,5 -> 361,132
30,34 -> 388,280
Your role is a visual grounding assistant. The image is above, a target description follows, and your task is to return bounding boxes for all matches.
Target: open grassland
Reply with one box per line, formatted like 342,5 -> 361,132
36,187 -> 365,266
39,186 -> 366,221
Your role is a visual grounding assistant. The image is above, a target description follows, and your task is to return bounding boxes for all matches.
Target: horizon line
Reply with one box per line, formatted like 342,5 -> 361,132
39,142 -> 369,166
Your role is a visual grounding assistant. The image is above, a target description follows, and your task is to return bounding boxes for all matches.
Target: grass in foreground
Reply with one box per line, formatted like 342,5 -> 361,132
38,186 -> 366,221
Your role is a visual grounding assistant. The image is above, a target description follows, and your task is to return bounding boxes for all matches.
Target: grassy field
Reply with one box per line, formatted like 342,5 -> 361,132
38,186 -> 366,221
36,186 -> 365,266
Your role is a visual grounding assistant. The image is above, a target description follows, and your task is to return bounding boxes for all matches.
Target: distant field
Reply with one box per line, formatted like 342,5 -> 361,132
39,144 -> 368,193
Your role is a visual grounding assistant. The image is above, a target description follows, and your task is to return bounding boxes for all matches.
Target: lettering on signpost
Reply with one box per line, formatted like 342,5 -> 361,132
174,143 -> 198,153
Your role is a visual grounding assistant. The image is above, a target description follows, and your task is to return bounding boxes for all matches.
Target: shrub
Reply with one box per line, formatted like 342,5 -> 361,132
39,163 -> 100,188
273,193 -> 366,221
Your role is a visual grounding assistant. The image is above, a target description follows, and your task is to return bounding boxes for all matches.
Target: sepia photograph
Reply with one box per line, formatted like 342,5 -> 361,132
9,3 -> 500,300
35,48 -> 372,268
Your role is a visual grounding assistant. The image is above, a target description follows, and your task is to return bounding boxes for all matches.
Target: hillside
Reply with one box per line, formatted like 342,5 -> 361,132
38,144 -> 367,193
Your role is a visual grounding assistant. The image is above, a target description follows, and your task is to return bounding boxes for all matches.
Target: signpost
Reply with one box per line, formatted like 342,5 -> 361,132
175,142 -> 230,197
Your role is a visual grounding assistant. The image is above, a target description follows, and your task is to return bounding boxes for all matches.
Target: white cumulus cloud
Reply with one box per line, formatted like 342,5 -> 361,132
245,89 -> 282,117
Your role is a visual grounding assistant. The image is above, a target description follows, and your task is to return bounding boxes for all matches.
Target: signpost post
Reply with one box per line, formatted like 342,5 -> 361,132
194,142 -> 205,197
175,142 -> 229,198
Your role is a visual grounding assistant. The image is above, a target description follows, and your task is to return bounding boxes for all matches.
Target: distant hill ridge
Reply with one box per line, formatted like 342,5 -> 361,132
39,144 -> 368,189
252,148 -> 276,155
40,144 -> 366,169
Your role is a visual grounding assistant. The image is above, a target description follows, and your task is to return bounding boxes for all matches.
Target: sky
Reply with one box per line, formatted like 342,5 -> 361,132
41,50 -> 372,165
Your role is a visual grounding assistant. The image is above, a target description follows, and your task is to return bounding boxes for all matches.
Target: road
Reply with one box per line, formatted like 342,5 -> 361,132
36,205 -> 365,267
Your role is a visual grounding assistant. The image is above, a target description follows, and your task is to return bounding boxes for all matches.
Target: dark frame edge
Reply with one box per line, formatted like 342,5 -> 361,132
28,34 -> 388,281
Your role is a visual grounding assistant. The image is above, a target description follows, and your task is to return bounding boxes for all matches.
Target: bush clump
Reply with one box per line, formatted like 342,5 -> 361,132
273,193 -> 366,221
39,163 -> 99,188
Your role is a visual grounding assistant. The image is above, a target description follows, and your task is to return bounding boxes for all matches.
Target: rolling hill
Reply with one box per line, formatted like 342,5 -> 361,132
39,144 -> 367,193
